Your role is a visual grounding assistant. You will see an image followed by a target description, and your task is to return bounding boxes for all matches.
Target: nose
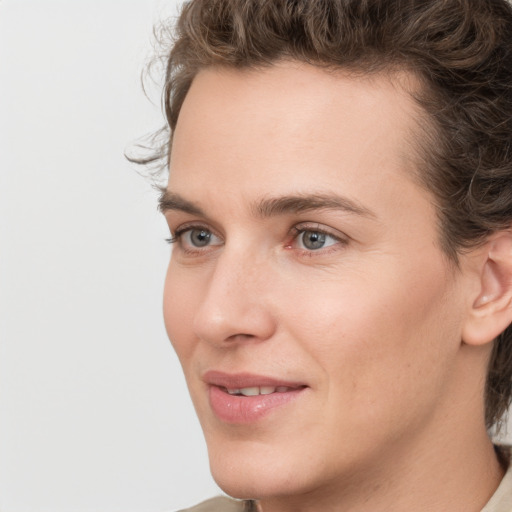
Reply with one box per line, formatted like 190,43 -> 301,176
192,249 -> 277,346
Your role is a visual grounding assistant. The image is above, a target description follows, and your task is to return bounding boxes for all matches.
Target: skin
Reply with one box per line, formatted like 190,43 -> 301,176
162,62 -> 504,512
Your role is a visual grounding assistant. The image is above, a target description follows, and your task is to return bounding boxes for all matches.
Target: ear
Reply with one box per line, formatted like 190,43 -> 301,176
462,231 -> 512,346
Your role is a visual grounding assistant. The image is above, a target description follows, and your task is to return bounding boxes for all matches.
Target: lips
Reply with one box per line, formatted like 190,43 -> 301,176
204,371 -> 307,424
225,385 -> 297,396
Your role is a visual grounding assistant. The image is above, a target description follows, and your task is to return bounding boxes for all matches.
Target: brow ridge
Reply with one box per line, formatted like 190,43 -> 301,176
159,190 -> 375,219
158,190 -> 204,215
253,193 -> 375,218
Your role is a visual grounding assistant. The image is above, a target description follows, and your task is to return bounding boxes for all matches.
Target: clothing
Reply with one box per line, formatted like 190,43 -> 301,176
482,452 -> 512,512
181,452 -> 512,512
178,496 -> 247,512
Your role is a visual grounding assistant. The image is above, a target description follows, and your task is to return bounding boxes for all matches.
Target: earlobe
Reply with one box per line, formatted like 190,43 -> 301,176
462,232 -> 512,346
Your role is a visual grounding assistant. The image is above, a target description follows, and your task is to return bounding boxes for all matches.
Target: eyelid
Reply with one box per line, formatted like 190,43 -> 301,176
168,221 -> 219,238
287,222 -> 349,254
290,222 -> 348,241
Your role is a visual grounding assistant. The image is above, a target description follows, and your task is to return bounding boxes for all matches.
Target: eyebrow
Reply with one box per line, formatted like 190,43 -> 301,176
159,190 -> 375,219
253,193 -> 375,219
159,191 -> 204,215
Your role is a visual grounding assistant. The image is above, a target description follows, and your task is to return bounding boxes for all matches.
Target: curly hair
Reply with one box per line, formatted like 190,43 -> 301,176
137,0 -> 512,430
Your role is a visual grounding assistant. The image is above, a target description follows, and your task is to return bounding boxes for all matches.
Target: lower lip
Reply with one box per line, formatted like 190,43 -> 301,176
208,386 -> 305,424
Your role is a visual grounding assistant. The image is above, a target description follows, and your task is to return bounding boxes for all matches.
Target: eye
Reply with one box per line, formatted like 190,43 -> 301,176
289,225 -> 345,253
296,230 -> 338,250
184,228 -> 215,247
168,226 -> 223,251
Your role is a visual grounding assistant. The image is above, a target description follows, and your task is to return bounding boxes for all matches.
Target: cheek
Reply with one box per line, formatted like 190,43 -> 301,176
284,257 -> 460,414
163,263 -> 199,362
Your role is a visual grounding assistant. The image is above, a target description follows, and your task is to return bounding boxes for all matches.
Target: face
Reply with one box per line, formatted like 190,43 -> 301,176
162,63 -> 471,501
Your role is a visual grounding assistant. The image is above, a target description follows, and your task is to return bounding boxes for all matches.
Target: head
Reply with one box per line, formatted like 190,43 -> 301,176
146,0 -> 512,503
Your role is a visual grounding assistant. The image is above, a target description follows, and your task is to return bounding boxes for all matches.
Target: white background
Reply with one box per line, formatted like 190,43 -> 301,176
1,1 -> 511,512
0,1 -> 220,511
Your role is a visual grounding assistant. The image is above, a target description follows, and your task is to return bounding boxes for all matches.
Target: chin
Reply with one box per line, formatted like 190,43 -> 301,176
211,465 -> 301,501
207,440 -> 324,501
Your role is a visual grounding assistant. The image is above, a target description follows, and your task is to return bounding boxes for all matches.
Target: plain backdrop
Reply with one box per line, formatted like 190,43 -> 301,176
1,2 -> 511,512
0,1 -> 221,511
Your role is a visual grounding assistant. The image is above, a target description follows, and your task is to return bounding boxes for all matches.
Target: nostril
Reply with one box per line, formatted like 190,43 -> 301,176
225,333 -> 257,342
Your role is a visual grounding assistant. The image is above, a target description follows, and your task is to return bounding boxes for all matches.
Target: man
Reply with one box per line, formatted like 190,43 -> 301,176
142,0 -> 512,510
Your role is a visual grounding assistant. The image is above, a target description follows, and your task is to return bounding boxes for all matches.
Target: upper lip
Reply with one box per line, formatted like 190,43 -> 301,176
203,370 -> 307,389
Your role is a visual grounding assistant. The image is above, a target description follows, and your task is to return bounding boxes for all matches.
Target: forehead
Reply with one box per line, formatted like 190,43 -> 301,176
168,62 -> 429,215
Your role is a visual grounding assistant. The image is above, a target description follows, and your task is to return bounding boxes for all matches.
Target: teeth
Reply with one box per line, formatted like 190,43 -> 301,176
224,386 -> 292,396
239,387 -> 260,396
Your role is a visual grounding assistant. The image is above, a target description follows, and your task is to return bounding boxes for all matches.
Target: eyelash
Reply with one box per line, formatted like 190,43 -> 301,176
165,223 -> 347,256
165,224 -> 217,246
288,224 -> 346,256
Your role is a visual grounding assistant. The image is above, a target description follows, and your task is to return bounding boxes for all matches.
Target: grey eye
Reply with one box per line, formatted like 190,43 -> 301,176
300,231 -> 327,250
188,229 -> 212,247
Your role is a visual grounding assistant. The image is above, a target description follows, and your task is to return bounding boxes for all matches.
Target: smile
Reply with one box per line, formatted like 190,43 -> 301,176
204,371 -> 308,424
225,386 -> 297,396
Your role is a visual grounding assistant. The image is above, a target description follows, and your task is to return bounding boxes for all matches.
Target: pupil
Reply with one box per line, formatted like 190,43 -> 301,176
303,231 -> 326,250
191,229 -> 211,247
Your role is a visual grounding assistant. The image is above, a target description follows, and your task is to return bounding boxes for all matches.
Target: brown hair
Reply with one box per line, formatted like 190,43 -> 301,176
137,0 -> 512,429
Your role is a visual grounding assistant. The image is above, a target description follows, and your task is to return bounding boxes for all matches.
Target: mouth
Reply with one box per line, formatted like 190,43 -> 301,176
223,385 -> 301,396
203,371 -> 308,424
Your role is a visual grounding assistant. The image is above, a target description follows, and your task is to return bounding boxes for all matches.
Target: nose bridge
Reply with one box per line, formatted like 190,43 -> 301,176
192,244 -> 276,344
